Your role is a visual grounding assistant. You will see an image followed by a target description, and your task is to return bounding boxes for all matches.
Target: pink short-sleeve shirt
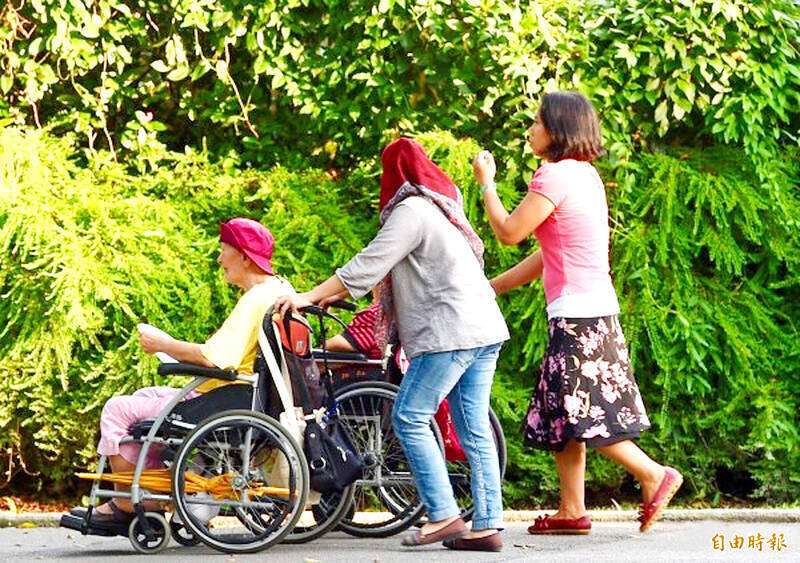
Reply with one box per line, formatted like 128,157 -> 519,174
529,160 -> 615,307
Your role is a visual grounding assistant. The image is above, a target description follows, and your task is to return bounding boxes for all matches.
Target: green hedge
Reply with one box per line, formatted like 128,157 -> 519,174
1,126 -> 798,505
1,0 -> 797,180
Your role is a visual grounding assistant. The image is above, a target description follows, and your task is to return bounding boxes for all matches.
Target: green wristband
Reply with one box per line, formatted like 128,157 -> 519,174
480,181 -> 496,195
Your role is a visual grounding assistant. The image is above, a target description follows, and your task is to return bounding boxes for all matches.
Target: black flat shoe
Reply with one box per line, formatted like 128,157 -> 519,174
83,501 -> 134,530
443,531 -> 503,552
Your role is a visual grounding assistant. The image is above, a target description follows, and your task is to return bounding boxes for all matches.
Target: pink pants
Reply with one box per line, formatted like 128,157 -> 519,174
97,386 -> 199,469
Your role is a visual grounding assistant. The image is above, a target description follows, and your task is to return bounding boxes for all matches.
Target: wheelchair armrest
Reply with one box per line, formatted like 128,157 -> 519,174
157,362 -> 238,381
312,349 -> 369,362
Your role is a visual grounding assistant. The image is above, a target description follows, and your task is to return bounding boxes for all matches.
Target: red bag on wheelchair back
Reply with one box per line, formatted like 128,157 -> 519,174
276,313 -> 326,409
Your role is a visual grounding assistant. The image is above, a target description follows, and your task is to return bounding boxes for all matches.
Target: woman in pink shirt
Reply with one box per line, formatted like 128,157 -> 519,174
473,91 -> 682,535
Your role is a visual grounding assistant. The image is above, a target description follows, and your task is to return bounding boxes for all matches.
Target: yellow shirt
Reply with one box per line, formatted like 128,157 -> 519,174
197,276 -> 294,393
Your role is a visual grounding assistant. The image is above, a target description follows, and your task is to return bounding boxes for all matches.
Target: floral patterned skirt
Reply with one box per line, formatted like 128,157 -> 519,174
523,315 -> 651,452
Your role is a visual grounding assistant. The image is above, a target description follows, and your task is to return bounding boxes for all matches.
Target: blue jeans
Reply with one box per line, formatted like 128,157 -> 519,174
391,342 -> 504,530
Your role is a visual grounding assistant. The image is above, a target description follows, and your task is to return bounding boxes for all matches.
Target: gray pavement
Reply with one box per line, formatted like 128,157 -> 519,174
0,520 -> 798,562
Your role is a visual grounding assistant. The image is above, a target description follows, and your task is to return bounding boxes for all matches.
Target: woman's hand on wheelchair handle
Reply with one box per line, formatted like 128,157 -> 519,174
275,292 -> 315,317
276,275 -> 348,317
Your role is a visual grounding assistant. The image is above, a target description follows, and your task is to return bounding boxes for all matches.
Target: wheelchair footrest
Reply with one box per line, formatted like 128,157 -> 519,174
59,513 -> 125,537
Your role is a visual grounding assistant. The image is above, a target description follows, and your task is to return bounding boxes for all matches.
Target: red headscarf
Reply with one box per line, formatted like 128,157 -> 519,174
379,138 -> 458,211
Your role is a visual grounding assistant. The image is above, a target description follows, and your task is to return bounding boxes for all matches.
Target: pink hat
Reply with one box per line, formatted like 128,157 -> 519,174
219,217 -> 275,275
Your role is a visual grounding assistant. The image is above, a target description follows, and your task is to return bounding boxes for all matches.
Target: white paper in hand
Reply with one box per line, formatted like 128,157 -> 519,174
137,323 -> 178,363
137,323 -> 171,339
155,352 -> 178,364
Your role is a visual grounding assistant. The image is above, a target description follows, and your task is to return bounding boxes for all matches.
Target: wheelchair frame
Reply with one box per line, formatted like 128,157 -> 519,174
61,312 -> 312,555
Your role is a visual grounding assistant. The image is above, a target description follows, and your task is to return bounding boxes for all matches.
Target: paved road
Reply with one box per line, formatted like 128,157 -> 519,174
1,521 -> 798,562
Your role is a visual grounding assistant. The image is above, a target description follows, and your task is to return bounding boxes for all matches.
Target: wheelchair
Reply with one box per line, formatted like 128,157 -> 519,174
60,308 -> 325,554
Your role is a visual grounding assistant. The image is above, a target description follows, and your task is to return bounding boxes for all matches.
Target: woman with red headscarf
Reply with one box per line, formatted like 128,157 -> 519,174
277,138 -> 509,552
71,218 -> 294,529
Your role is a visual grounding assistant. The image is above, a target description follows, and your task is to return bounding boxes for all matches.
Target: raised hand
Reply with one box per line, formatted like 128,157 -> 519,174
472,150 -> 497,188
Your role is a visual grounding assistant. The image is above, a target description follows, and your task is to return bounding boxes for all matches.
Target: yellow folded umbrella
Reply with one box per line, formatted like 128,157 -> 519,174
76,469 -> 294,499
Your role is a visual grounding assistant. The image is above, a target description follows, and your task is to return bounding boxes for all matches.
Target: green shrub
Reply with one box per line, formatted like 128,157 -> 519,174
1,0 -> 797,179
0,125 -> 374,487
1,127 -> 798,506
0,127 -> 222,484
610,147 -> 800,504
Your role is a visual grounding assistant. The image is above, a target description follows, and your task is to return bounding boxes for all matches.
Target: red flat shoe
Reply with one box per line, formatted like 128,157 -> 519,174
639,466 -> 683,533
528,514 -> 591,535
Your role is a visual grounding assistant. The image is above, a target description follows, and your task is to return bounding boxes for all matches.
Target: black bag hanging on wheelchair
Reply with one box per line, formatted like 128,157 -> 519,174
304,415 -> 363,493
280,313 -> 363,494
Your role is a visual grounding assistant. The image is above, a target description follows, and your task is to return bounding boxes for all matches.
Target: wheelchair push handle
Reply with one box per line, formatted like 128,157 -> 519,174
298,300 -> 356,317
296,301 -> 357,373
327,299 -> 357,312
298,301 -> 355,333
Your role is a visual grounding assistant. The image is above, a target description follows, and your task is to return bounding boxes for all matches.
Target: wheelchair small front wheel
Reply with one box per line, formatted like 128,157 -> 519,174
129,512 -> 170,554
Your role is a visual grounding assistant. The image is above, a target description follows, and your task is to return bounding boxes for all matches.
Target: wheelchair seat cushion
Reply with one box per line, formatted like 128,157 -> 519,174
170,384 -> 253,424
127,384 -> 253,440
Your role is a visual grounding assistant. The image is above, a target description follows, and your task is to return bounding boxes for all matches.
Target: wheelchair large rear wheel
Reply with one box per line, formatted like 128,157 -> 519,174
333,382 -> 429,538
372,405 -> 505,525
171,410 -> 309,554
336,383 -> 508,535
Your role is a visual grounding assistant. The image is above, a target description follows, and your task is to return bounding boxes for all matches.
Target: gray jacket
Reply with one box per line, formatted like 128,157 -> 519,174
336,196 -> 509,358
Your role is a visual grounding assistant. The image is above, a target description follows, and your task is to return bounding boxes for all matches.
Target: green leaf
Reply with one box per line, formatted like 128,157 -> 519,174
678,80 -> 696,104
0,75 -> 12,94
646,77 -> 660,91
166,66 -> 189,82
215,60 -> 229,82
28,38 -> 43,56
114,3 -> 131,17
254,55 -> 269,75
655,100 -> 668,123
150,60 -> 169,73
81,14 -> 103,39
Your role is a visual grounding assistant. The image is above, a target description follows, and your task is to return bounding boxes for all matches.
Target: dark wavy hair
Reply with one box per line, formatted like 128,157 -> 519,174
538,91 -> 605,162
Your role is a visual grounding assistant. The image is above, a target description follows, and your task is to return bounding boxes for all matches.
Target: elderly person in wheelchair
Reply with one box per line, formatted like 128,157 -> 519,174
71,217 -> 294,528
